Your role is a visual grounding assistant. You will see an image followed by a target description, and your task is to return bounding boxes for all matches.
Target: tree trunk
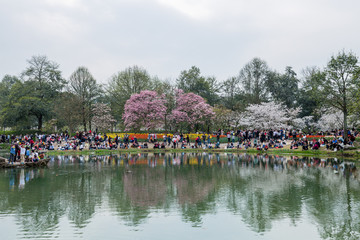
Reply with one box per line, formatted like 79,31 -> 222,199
344,109 -> 348,141
38,115 -> 43,130
82,106 -> 87,132
83,118 -> 87,132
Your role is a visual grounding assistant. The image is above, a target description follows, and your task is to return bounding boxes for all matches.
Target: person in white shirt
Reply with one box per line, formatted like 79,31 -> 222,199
30,150 -> 39,162
20,144 -> 26,163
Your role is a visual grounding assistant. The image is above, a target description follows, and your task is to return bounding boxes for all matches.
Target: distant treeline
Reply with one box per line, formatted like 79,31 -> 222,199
0,50 -> 359,136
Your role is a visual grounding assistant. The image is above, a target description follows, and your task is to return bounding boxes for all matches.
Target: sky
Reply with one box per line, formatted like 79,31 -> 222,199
1,0 -> 360,84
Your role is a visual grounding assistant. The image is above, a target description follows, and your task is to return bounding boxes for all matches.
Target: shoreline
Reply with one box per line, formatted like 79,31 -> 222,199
2,141 -> 360,158
43,148 -> 360,158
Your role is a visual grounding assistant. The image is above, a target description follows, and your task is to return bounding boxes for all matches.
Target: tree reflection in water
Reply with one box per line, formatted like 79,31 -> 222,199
0,153 -> 359,239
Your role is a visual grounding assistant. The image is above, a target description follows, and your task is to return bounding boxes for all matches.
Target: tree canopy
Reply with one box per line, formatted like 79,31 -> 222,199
1,51 -> 360,134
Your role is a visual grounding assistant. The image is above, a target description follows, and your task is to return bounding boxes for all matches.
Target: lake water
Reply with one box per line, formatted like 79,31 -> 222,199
0,153 -> 359,240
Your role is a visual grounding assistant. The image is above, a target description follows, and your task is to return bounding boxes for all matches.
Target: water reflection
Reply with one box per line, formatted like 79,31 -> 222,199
0,153 -> 359,239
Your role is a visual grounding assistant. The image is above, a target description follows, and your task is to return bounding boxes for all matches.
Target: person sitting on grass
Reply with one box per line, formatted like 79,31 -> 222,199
328,138 -> 341,150
153,142 -> 160,149
226,143 -> 234,149
253,138 -> 258,147
312,142 -> 320,150
302,141 -> 309,150
245,140 -> 252,149
268,139 -> 275,148
31,150 -> 39,162
290,141 -> 298,150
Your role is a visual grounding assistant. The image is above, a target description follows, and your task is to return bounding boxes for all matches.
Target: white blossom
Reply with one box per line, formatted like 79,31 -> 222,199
239,101 -> 300,129
92,103 -> 116,132
316,109 -> 343,131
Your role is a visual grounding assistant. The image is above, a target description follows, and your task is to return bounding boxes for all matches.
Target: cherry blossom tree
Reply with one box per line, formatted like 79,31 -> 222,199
292,116 -> 316,132
123,90 -> 167,131
169,90 -> 215,131
316,109 -> 343,131
92,103 -> 116,132
240,101 -> 302,129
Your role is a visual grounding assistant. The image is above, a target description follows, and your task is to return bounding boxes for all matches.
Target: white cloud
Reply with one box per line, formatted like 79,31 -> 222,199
0,0 -> 360,83
43,0 -> 82,8
157,0 -> 213,20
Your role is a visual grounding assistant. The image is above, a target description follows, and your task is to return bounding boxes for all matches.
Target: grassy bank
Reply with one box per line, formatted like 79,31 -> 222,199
0,143 -> 10,150
2,141 -> 359,158
44,147 -> 360,158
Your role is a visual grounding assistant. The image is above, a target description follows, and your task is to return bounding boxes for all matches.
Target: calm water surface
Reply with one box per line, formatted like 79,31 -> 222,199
0,153 -> 360,240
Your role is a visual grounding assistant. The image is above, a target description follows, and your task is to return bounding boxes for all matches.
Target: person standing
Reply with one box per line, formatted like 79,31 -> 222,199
25,147 -> 30,162
15,142 -> 20,162
163,134 -> 167,144
167,135 -> 171,146
9,145 -> 15,164
172,136 -> 177,149
20,144 -> 26,163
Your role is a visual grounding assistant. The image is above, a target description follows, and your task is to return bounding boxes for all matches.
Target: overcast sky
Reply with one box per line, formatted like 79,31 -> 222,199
1,0 -> 359,84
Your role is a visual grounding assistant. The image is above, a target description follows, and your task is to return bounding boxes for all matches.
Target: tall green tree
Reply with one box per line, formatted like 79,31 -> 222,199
221,76 -> 244,111
320,51 -> 360,140
69,66 -> 100,131
298,67 -> 326,118
238,58 -> 269,104
176,66 -> 219,105
107,66 -> 154,126
266,66 -> 299,108
21,55 -> 65,130
4,80 -> 42,129
0,75 -> 19,129
54,92 -> 82,133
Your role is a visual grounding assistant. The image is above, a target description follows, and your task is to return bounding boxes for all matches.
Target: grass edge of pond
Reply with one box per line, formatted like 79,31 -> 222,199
43,148 -> 360,159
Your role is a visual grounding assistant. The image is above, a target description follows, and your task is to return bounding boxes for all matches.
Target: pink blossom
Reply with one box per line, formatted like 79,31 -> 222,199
169,91 -> 215,129
123,90 -> 167,130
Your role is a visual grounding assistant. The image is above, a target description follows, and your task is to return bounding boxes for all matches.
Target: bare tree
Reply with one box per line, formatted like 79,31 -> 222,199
69,67 -> 100,131
238,58 -> 269,104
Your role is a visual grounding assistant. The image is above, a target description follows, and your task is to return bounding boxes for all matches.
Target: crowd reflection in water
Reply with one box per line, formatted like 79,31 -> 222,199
0,153 -> 359,239
49,153 -> 358,178
7,168 -> 43,190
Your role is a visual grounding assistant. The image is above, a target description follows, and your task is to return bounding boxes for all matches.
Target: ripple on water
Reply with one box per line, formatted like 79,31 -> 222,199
0,153 -> 359,240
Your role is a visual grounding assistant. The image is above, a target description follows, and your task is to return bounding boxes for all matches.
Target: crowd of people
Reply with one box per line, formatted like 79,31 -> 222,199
1,128 -> 358,164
